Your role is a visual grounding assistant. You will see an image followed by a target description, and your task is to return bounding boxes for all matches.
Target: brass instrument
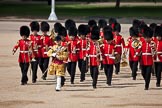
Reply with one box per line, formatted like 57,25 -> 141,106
131,39 -> 142,49
150,41 -> 156,57
120,52 -> 128,67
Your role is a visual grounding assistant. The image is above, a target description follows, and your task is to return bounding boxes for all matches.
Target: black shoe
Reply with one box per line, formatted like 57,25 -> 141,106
80,79 -> 85,82
41,76 -> 46,80
71,82 -> 74,84
108,83 -> 111,86
156,84 -> 160,87
55,89 -> 60,91
61,79 -> 66,87
32,80 -> 36,83
133,77 -> 136,80
93,86 -> 96,89
115,71 -> 119,75
144,87 -> 148,90
21,82 -> 25,85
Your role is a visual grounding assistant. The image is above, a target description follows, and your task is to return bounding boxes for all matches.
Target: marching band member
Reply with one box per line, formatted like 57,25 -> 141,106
126,27 -> 141,80
154,26 -> 162,87
47,35 -> 68,91
88,26 -> 100,89
67,27 -> 79,84
12,26 -> 32,85
138,27 -> 155,90
100,30 -> 117,86
29,21 -> 42,83
58,26 -> 68,87
98,19 -> 107,70
108,18 -> 117,33
39,21 -> 53,80
113,23 -> 125,74
78,24 -> 88,82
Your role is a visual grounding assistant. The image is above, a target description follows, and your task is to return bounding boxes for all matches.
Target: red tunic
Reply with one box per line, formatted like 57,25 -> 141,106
29,34 -> 42,58
113,34 -> 125,54
41,35 -> 53,58
78,38 -> 87,60
13,39 -> 32,63
140,40 -> 154,65
100,41 -> 117,64
88,41 -> 100,66
154,40 -> 162,62
68,39 -> 79,62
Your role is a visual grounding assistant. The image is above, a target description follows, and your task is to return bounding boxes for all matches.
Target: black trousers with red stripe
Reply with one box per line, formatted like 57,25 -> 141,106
104,64 -> 113,85
154,62 -> 162,85
141,65 -> 152,89
19,62 -> 29,83
90,66 -> 99,87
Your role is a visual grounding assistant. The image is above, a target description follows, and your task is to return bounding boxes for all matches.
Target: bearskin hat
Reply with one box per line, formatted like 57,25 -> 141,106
129,27 -> 139,37
58,26 -> 67,37
54,22 -> 62,33
65,19 -> 76,30
103,26 -> 112,32
88,19 -> 97,28
85,25 -> 90,35
98,19 -> 107,29
20,26 -> 30,37
78,24 -> 87,36
154,26 -> 162,37
30,21 -> 39,32
114,23 -> 121,32
149,23 -> 157,31
91,26 -> 100,40
132,19 -> 140,29
55,35 -> 62,41
68,26 -> 77,37
143,27 -> 153,38
109,18 -> 117,29
40,21 -> 50,32
138,21 -> 148,34
104,31 -> 113,41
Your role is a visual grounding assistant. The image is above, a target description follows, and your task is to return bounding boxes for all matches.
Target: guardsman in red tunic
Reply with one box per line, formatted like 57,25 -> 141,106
149,23 -> 157,76
138,27 -> 154,90
12,26 -> 32,85
98,19 -> 107,70
67,27 -> 79,84
87,26 -> 100,89
39,21 -> 53,80
126,27 -> 141,80
29,21 -> 42,83
154,26 -> 162,87
100,30 -> 117,86
77,24 -> 88,82
113,23 -> 125,74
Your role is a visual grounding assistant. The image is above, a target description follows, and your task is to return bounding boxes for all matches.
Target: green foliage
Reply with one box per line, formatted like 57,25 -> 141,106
0,3 -> 162,19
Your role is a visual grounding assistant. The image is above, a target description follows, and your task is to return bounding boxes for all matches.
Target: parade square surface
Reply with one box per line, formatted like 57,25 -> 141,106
0,21 -> 162,108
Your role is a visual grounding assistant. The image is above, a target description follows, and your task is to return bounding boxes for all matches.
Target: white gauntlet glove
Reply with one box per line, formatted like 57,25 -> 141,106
52,53 -> 56,57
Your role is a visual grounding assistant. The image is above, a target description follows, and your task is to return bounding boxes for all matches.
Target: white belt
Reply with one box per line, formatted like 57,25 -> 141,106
89,55 -> 97,57
157,52 -> 162,54
37,45 -> 41,48
82,48 -> 87,51
20,51 -> 29,53
34,50 -> 38,52
104,54 -> 113,56
44,52 -> 47,54
142,53 -> 152,55
116,45 -> 121,47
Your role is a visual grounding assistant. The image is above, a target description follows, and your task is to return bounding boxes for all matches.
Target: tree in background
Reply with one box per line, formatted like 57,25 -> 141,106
115,0 -> 120,8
